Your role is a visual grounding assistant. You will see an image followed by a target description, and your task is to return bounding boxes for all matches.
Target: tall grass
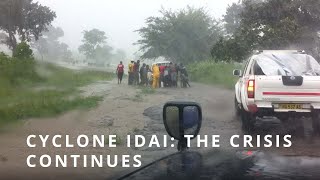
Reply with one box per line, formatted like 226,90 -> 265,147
0,56 -> 113,127
188,61 -> 241,89
37,62 -> 113,88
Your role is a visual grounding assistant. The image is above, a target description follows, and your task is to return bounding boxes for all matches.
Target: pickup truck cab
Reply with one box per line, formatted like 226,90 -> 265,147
234,50 -> 320,134
152,61 -> 171,67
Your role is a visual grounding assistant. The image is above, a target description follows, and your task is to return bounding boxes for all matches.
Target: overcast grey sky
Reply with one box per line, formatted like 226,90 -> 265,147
37,0 -> 238,57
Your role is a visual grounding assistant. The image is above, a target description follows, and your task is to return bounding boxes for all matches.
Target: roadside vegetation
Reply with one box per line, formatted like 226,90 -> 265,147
139,86 -> 155,95
136,1 -> 320,63
135,1 -> 320,87
136,86 -> 156,101
0,43 -> 113,128
188,61 -> 241,89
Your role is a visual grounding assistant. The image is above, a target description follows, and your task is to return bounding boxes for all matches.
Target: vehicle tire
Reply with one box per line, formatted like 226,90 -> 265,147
240,109 -> 255,133
312,111 -> 320,136
234,96 -> 241,117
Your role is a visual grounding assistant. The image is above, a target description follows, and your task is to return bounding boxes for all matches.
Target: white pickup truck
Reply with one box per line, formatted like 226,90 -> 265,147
233,50 -> 320,134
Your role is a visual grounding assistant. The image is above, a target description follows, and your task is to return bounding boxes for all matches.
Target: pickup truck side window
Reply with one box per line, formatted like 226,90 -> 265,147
253,61 -> 265,75
242,59 -> 251,76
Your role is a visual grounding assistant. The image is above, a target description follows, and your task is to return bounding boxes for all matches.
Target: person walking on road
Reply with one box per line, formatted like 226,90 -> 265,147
116,61 -> 124,84
152,63 -> 160,89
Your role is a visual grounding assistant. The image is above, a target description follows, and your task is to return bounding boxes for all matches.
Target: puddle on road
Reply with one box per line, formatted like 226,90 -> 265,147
79,81 -> 113,97
248,152 -> 320,179
143,105 -> 163,122
90,115 -> 114,128
253,116 -> 315,138
125,105 -> 175,153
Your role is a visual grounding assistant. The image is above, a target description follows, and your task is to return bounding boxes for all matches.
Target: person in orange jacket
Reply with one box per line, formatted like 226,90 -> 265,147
128,61 -> 134,85
152,63 -> 160,89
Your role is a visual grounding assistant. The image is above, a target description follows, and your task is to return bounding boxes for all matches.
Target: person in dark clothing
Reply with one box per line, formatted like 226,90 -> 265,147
170,62 -> 177,87
180,63 -> 191,88
134,60 -> 140,85
140,63 -> 146,85
178,63 -> 184,88
163,66 -> 171,87
176,63 -> 181,87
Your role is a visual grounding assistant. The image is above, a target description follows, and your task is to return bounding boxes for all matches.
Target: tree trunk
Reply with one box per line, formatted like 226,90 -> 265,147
8,31 -> 17,53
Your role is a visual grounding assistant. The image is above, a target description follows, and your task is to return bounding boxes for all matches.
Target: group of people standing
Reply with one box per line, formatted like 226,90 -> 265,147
126,60 -> 151,86
151,62 -> 190,88
116,60 -> 190,88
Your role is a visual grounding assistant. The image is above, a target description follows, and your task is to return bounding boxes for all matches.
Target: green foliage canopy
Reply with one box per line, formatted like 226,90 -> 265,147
0,0 -> 56,51
78,29 -> 113,65
12,41 -> 33,60
136,6 -> 222,64
32,26 -> 72,61
213,0 -> 320,62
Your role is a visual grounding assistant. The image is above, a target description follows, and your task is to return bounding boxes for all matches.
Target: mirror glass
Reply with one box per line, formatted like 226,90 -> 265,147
183,106 -> 200,135
233,69 -> 241,76
165,106 -> 180,139
164,102 -> 202,141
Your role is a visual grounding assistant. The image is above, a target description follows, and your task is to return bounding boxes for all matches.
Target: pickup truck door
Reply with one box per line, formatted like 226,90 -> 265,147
239,59 -> 252,105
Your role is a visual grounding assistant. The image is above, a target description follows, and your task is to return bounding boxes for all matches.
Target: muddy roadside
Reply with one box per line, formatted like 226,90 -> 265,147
0,79 -> 319,179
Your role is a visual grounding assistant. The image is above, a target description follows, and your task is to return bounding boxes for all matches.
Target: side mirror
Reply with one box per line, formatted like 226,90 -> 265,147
233,69 -> 242,76
163,101 -> 202,151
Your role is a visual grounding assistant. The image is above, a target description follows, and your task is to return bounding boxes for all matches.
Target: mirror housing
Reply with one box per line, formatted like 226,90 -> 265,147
233,69 -> 242,76
163,101 -> 202,150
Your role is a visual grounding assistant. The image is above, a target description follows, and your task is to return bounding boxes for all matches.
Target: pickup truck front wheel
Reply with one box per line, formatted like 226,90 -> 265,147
240,110 -> 255,133
312,111 -> 320,136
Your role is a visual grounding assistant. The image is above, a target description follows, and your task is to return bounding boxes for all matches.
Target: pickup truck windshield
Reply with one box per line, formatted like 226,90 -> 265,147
255,53 -> 320,76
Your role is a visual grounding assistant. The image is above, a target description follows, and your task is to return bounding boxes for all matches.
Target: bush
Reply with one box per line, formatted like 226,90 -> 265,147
0,53 -> 41,87
0,52 -> 9,60
188,61 -> 241,89
12,42 -> 34,60
211,37 -> 250,63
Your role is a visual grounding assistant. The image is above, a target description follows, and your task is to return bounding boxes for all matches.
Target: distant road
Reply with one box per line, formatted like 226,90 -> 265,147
55,61 -> 117,73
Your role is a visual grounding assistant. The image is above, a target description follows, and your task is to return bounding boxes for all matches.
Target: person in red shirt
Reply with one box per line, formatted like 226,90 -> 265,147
116,61 -> 124,84
159,64 -> 166,87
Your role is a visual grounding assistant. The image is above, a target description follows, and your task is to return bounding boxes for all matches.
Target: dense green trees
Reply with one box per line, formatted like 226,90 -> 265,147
137,1 -> 320,63
136,7 -> 222,63
223,3 -> 244,35
12,41 -> 33,60
78,29 -> 114,66
0,0 -> 56,51
32,26 -> 72,61
213,0 -> 320,61
1,0 -> 319,64
79,29 -> 107,59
